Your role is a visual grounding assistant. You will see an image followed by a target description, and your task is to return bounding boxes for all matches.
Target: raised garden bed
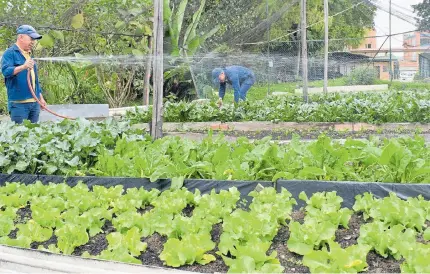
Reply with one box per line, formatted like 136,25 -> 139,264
1,119 -> 429,184
0,179 -> 429,273
125,90 -> 430,124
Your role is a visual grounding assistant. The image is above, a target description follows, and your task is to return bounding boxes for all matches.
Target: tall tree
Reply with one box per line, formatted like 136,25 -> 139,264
0,0 -> 153,55
190,0 -> 377,52
260,0 -> 377,49
413,0 -> 430,31
0,0 -> 154,107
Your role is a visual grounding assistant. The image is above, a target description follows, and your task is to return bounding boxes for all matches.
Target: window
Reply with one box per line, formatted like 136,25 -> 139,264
421,37 -> 430,46
420,33 -> 430,46
383,66 -> 388,72
366,43 -> 372,49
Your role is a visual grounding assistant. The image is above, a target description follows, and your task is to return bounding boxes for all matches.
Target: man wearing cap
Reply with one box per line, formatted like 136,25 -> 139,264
1,25 -> 46,123
212,65 -> 255,107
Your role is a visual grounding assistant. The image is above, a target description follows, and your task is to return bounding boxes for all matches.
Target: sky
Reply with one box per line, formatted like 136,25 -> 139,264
373,0 -> 422,48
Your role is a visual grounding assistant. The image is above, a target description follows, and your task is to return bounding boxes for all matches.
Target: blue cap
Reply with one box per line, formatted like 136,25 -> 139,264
17,25 -> 42,40
212,68 -> 223,85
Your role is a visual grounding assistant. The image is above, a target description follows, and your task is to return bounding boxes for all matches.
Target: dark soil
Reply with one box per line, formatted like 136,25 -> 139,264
335,214 -> 362,248
73,233 -> 109,256
73,220 -> 115,256
417,220 -> 430,244
6,200 -> 427,273
139,233 -> 166,268
188,128 -> 429,141
291,210 -> 306,224
14,205 -> 32,224
210,223 -> 223,247
102,220 -> 116,234
8,228 -> 18,239
179,223 -> 229,273
270,224 -> 309,273
8,205 -> 32,238
221,129 -> 371,141
137,205 -> 154,214
182,205 -> 195,217
366,251 -> 402,273
31,234 -> 58,250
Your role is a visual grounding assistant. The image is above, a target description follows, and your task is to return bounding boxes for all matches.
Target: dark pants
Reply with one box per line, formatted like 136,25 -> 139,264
234,73 -> 255,103
9,102 -> 40,124
234,83 -> 253,102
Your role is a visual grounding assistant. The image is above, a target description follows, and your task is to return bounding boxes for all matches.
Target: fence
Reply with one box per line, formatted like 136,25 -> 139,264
0,0 -> 428,110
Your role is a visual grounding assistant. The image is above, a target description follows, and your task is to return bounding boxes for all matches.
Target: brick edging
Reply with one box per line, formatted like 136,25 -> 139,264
131,122 -> 430,132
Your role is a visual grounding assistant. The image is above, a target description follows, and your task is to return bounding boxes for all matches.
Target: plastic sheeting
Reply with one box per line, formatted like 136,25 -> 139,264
1,174 -> 429,208
0,174 -> 272,204
277,180 -> 430,209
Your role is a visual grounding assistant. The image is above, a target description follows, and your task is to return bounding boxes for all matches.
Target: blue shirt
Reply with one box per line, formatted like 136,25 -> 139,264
218,66 -> 255,100
1,44 -> 43,102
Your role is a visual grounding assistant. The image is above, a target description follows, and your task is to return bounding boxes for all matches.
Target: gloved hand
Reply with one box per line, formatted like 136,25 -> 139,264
217,98 -> 223,108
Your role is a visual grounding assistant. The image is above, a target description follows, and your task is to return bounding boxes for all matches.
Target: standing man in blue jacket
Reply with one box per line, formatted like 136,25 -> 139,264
212,65 -> 255,107
1,25 -> 46,124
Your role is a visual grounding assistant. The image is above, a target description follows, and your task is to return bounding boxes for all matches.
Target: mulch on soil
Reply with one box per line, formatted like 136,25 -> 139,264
8,204 -> 425,273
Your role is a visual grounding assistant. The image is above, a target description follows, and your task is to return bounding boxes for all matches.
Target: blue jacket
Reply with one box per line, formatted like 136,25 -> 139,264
217,66 -> 255,100
1,44 -> 43,102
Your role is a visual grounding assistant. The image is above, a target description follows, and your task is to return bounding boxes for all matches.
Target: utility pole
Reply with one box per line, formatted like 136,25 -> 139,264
301,0 -> 308,102
389,0 -> 392,83
151,0 -> 164,139
323,0 -> 329,94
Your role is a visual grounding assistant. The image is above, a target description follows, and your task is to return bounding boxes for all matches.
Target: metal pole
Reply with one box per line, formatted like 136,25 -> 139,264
143,36 -> 152,106
323,0 -> 329,94
389,0 -> 392,83
151,0 -> 164,139
267,0 -> 271,96
301,0 -> 308,102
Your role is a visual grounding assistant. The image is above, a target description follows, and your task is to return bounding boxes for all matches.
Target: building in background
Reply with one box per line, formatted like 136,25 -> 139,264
349,28 -> 399,80
400,32 -> 420,77
355,28 -> 378,51
373,54 -> 399,80
419,53 -> 430,78
398,31 -> 430,80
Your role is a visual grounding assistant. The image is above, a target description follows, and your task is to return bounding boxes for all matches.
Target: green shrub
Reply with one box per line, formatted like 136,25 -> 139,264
346,66 -> 377,86
413,72 -> 423,81
0,86 -> 7,115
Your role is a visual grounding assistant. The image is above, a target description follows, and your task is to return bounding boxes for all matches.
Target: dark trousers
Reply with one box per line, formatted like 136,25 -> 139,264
9,102 -> 40,124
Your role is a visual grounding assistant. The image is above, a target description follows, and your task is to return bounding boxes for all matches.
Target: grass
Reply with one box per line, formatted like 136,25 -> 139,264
0,86 -> 8,115
219,78 -> 430,103
377,80 -> 430,90
2,76 -> 429,112
123,78 -> 430,106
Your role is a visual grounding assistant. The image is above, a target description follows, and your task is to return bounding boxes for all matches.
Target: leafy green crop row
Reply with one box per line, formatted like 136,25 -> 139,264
0,182 -> 429,272
0,118 -> 145,175
1,119 -> 429,183
126,90 -> 430,124
93,133 -> 430,183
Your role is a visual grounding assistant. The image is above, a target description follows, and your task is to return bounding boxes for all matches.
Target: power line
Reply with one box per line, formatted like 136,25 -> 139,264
371,23 -> 404,44
366,0 -> 418,26
388,1 -> 416,15
0,22 -> 151,38
254,30 -> 418,43
237,0 -> 368,45
357,3 -> 404,44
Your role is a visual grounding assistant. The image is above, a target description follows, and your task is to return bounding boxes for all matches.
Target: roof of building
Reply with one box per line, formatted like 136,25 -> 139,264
327,52 -> 370,62
371,54 -> 398,62
419,52 -> 430,59
330,51 -> 369,59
